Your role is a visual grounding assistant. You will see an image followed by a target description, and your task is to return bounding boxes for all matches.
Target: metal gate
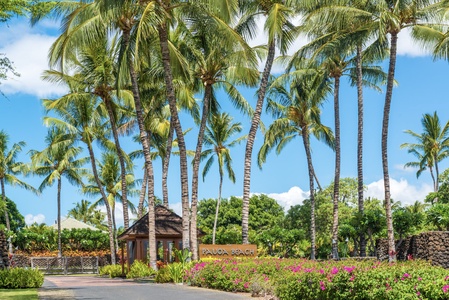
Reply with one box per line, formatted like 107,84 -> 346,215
30,256 -> 99,274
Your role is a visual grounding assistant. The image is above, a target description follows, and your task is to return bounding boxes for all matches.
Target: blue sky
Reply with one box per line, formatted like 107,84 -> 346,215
1,17 -> 448,226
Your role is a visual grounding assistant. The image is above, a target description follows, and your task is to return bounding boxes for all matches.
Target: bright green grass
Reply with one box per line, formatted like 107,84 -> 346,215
0,289 -> 38,300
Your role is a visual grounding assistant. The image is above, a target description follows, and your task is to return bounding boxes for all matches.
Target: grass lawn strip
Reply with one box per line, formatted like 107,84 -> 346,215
0,288 -> 38,300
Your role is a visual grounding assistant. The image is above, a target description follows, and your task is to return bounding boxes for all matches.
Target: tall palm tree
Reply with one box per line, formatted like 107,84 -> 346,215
401,112 -> 449,192
42,90 -> 118,264
30,127 -> 88,257
258,62 -> 334,259
0,131 -> 36,232
240,0 -> 298,244
83,151 -> 138,252
201,113 -> 246,244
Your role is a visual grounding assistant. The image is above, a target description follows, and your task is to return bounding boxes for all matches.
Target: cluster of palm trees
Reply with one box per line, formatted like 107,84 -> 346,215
7,0 -> 446,268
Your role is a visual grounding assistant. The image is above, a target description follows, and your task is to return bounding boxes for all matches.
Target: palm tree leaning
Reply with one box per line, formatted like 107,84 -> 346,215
240,0 -> 298,244
30,127 -> 87,258
201,113 -> 247,244
401,111 -> 449,192
258,61 -> 335,260
0,131 -> 37,232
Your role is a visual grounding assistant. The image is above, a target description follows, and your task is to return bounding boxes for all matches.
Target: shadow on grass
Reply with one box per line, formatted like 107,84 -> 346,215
0,288 -> 39,300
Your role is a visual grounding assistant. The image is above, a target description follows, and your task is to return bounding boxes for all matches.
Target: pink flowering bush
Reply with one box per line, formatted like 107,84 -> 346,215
186,258 -> 449,299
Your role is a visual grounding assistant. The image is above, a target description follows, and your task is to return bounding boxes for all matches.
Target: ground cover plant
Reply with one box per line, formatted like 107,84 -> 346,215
0,289 -> 39,300
186,258 -> 449,299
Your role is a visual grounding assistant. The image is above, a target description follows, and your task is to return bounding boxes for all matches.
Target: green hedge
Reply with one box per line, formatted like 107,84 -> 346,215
0,268 -> 44,288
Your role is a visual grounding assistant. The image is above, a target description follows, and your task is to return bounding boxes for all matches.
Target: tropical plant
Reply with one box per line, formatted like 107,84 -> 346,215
258,61 -> 334,259
240,0 -> 298,245
67,199 -> 106,230
200,113 -> 246,244
30,127 -> 87,257
0,130 -> 36,232
401,111 -> 449,192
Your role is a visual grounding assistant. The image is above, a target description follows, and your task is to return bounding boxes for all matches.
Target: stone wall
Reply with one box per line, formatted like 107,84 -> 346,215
0,230 -> 9,269
377,231 -> 449,268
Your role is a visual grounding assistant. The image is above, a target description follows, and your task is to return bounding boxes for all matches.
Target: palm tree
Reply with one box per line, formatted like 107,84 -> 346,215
42,90 -> 118,264
0,130 -> 36,232
258,62 -> 334,259
30,127 -> 88,257
200,113 -> 246,244
240,0 -> 298,245
401,112 -> 449,192
83,151 -> 138,252
67,199 -> 107,230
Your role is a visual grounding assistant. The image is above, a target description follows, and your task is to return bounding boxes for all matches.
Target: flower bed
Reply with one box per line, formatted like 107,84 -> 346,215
186,258 -> 449,299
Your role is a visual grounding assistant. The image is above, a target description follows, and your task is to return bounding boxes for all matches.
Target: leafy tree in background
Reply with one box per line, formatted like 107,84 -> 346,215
67,199 -> 107,231
0,197 -> 25,233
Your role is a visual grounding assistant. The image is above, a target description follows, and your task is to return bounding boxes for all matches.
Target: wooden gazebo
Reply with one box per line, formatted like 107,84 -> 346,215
118,205 -> 199,265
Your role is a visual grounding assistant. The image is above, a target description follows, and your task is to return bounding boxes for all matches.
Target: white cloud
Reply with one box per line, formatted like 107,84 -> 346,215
366,178 -> 433,206
394,163 -> 417,173
25,213 -> 46,225
265,186 -> 310,210
1,33 -> 67,97
397,28 -> 431,57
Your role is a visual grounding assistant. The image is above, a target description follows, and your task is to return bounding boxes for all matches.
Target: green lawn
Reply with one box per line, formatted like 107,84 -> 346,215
0,289 -> 38,300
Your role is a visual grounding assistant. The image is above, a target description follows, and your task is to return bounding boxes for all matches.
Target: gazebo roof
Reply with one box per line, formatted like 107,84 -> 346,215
118,205 -> 185,240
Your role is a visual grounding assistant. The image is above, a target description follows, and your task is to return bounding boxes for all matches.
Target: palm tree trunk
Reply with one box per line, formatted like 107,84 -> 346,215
162,121 -> 174,208
242,40 -> 276,244
356,45 -> 366,257
191,84 -> 212,258
313,171 -> 322,191
1,179 -> 10,231
104,97 -> 129,229
434,153 -> 440,191
383,32 -> 398,262
112,202 -> 119,256
212,169 -> 223,245
138,169 -> 148,219
332,76 -> 341,259
57,178 -> 62,258
429,165 -> 437,193
158,23 -> 190,252
123,28 -> 158,270
86,141 -> 116,264
302,130 -> 316,260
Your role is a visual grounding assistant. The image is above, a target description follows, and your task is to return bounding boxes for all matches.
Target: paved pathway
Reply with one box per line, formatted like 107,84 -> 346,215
39,276 -> 250,300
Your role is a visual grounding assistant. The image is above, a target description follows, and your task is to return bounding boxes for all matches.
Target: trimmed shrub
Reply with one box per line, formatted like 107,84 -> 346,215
0,268 -> 44,288
155,266 -> 172,283
126,260 -> 157,279
99,264 -> 124,278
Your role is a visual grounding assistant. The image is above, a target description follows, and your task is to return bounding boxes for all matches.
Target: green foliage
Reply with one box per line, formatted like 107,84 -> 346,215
99,264 -> 124,278
0,268 -> 44,288
167,263 -> 184,283
155,266 -> 172,283
426,203 -> 449,231
126,260 -> 157,279
14,226 -> 109,252
0,197 -> 25,232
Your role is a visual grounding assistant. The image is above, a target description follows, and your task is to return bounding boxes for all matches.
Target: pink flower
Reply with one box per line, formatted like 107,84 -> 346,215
319,269 -> 324,274
403,273 -> 410,278
349,276 -> 355,281
331,267 -> 339,275
418,277 -> 422,281
244,282 -> 250,289
442,285 -> 449,293
304,268 -> 313,273
344,266 -> 355,273
320,281 -> 326,291
417,291 -> 421,296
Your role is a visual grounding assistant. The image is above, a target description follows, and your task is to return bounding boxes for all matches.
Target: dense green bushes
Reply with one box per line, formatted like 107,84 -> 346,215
186,258 -> 449,299
0,268 -> 44,288
99,264 -> 124,278
14,227 -> 109,252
